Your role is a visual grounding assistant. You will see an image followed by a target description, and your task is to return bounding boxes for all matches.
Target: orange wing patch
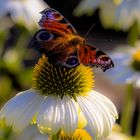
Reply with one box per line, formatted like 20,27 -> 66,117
39,8 -> 77,36
78,44 -> 114,72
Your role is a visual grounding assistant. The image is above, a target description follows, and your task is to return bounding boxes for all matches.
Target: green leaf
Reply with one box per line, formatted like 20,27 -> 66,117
128,21 -> 139,46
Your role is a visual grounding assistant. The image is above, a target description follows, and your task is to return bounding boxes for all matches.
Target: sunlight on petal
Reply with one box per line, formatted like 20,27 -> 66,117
62,95 -> 78,134
37,95 -> 63,135
0,89 -> 42,133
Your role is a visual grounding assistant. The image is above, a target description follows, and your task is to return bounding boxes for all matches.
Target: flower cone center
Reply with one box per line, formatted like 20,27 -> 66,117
32,55 -> 94,99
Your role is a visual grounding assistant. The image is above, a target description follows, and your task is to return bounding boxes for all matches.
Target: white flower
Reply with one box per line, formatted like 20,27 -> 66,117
73,0 -> 103,16
0,0 -> 49,29
105,125 -> 130,140
0,89 -> 118,139
74,0 -> 140,31
106,41 -> 140,87
106,132 -> 130,140
0,55 -> 118,139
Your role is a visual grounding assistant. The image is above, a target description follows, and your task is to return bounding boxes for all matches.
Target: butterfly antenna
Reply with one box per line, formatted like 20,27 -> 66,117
84,23 -> 95,38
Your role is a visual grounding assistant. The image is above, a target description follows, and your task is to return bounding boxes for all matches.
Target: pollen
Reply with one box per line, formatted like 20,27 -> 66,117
32,55 -> 94,99
113,0 -> 123,5
132,50 -> 140,62
131,50 -> 140,71
59,129 -> 92,140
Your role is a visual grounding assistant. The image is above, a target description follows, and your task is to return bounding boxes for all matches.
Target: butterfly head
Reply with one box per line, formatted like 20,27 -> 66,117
66,34 -> 86,46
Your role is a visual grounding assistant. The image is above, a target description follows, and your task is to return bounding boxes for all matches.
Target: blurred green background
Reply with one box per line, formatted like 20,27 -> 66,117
0,0 -> 140,140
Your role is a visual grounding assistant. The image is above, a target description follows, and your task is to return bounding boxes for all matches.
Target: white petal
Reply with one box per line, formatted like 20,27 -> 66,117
37,95 -> 63,135
0,89 -> 42,133
89,91 -> 118,118
61,96 -> 78,134
77,96 -> 103,138
77,90 -> 118,138
86,92 -> 116,137
74,0 -> 102,16
0,0 -> 49,29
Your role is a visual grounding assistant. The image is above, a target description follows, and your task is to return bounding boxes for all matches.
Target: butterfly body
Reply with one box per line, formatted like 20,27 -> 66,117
31,8 -> 114,71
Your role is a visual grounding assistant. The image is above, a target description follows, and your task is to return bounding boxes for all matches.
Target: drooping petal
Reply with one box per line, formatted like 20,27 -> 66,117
61,95 -> 78,134
0,89 -> 42,133
37,95 -> 63,135
89,90 -> 118,118
86,91 -> 118,137
77,96 -> 103,138
77,90 -> 118,138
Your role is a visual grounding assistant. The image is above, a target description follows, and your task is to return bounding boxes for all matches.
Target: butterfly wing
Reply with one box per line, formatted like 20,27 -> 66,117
39,8 -> 77,36
30,8 -> 78,63
31,8 -> 113,71
30,29 -> 77,66
30,29 -> 59,54
78,44 -> 114,72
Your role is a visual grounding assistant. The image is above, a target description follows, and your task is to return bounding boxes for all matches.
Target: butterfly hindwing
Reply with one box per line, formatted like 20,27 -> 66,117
78,44 -> 114,72
39,8 -> 77,36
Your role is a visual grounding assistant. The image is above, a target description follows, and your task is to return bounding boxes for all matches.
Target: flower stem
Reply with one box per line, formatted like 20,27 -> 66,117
51,131 -> 61,140
120,83 -> 134,135
128,21 -> 139,46
135,95 -> 140,138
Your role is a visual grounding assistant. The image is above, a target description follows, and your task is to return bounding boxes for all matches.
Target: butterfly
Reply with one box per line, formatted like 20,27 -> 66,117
31,8 -> 114,72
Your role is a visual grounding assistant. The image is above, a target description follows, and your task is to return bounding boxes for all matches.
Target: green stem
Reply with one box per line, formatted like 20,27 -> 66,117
120,83 -> 134,135
51,131 -> 61,140
127,21 -> 139,46
135,92 -> 140,138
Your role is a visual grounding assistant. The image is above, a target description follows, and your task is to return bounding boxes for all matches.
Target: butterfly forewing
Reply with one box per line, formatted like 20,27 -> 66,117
39,8 -> 77,36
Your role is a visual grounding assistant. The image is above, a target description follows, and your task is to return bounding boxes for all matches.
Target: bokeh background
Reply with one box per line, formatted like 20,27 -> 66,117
0,0 -> 139,140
